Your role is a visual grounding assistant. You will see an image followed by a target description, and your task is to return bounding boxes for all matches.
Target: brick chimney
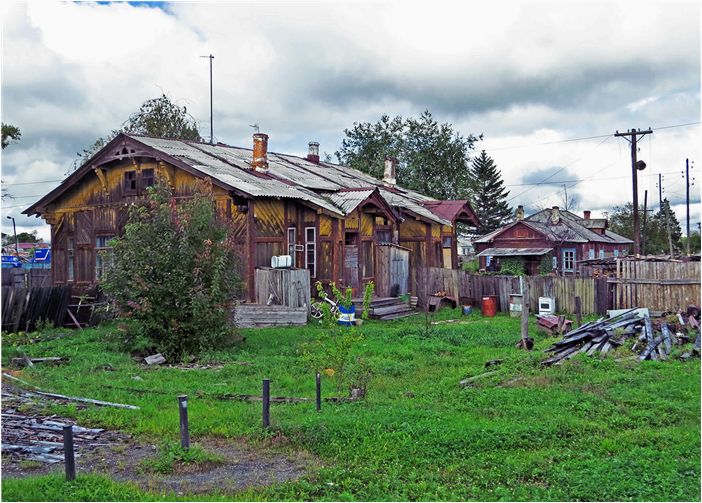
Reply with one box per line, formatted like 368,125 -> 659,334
252,133 -> 269,172
583,210 -> 591,220
307,141 -> 320,163
515,205 -> 525,221
383,157 -> 397,186
550,206 -> 560,224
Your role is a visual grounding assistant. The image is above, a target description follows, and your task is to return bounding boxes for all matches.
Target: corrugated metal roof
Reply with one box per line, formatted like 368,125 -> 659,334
476,247 -> 553,257
329,189 -> 376,213
131,135 -> 452,225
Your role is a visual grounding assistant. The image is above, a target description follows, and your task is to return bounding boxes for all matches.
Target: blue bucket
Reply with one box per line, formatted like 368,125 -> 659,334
463,305 -> 473,316
338,304 -> 356,326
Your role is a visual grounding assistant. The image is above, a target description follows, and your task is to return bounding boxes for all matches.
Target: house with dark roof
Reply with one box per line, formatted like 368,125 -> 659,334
473,206 -> 633,275
24,133 -> 479,299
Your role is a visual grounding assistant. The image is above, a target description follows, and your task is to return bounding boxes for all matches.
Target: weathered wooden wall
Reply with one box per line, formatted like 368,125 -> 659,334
1,285 -> 72,332
419,262 -> 700,315
609,259 -> 700,311
1,269 -> 51,289
375,244 -> 409,297
231,304 -> 307,328
254,267 -> 311,312
418,268 -> 606,315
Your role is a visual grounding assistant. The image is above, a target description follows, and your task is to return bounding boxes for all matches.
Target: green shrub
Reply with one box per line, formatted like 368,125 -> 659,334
101,180 -> 242,361
539,254 -> 554,275
499,257 -> 525,276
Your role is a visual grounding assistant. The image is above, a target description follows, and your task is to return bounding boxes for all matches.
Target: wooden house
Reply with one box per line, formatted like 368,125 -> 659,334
473,206 -> 633,275
24,133 -> 479,299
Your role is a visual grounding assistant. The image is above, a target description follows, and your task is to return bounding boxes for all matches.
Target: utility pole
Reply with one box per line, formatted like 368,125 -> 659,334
642,190 -> 648,255
683,158 -> 694,256
200,54 -> 215,144
5,216 -> 18,256
614,128 -> 653,256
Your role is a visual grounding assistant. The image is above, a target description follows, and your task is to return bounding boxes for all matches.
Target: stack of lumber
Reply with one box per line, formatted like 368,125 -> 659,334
543,307 -> 701,365
542,309 -> 644,365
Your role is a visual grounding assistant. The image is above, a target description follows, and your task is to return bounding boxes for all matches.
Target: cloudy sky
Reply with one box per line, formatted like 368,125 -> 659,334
2,0 -> 700,241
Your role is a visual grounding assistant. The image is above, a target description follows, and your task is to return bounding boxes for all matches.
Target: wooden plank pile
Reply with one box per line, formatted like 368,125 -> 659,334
1,383 -> 126,465
536,314 -> 573,336
543,307 -> 701,365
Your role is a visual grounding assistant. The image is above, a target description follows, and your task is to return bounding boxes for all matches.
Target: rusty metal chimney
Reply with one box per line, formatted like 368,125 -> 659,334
550,206 -> 561,224
252,133 -> 269,172
515,205 -> 525,221
383,157 -> 397,186
583,210 -> 591,220
307,141 -> 320,163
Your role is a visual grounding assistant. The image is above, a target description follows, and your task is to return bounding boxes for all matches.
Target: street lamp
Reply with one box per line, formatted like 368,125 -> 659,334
6,216 -> 19,257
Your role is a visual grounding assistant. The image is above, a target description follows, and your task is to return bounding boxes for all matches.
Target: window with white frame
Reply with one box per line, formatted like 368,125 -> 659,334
552,256 -> 557,269
305,227 -> 316,278
95,236 -> 115,280
562,249 -> 575,272
287,227 -> 296,267
588,249 -> 595,259
614,249 -> 620,257
67,238 -> 75,282
599,248 -> 605,259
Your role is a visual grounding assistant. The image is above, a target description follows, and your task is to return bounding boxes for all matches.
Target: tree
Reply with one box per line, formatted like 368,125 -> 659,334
335,110 -> 481,200
101,180 -> 241,360
1,123 -> 21,149
74,94 -> 201,169
467,151 -> 513,235
608,199 -> 683,255
681,231 -> 701,254
2,230 -> 40,246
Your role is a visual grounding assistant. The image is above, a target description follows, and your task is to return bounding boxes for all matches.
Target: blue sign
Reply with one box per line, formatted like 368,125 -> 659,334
1,255 -> 22,268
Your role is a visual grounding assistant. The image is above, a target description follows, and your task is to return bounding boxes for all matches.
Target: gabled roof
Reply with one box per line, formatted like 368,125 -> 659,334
474,208 -> 633,245
25,133 -> 471,228
421,200 -> 479,226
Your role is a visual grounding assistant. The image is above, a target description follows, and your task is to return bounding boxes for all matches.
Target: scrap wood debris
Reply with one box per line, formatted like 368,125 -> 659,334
1,383 -> 128,464
542,307 -> 701,366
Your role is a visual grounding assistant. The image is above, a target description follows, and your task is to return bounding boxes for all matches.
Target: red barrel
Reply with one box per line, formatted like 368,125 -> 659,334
481,295 -> 497,317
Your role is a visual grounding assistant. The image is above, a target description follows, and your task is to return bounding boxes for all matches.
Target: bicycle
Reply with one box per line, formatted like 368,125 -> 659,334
310,295 -> 340,320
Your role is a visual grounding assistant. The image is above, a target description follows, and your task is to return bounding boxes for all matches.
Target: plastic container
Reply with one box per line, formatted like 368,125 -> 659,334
338,304 -> 356,326
462,305 -> 473,316
481,296 -> 497,317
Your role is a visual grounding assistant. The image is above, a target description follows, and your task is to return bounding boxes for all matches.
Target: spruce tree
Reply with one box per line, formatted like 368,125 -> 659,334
468,150 -> 513,235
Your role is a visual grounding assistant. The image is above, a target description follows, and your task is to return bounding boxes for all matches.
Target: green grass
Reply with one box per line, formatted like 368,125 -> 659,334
2,310 -> 700,501
139,442 -> 224,474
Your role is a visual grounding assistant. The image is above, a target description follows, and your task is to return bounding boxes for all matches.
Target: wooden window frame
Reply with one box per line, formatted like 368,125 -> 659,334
305,226 -> 316,278
141,168 -> 155,191
95,235 -> 115,281
67,237 -> 75,282
562,248 -> 575,272
124,170 -> 137,195
287,227 -> 296,267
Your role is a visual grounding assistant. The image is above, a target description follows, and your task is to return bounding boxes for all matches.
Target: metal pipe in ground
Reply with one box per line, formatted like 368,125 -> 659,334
178,395 -> 190,449
262,379 -> 270,428
62,425 -> 76,481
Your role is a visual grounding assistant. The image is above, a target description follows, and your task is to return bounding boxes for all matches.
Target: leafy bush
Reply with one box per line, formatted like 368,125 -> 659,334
539,254 -> 554,275
101,180 -> 242,360
498,257 -> 526,276
462,259 -> 479,273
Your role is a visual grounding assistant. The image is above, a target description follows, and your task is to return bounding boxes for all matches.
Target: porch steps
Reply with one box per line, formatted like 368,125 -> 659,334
352,297 -> 416,321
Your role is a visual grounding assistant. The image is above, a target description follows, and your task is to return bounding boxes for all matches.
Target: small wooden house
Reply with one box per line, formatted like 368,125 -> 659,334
473,206 -> 633,275
24,133 -> 479,299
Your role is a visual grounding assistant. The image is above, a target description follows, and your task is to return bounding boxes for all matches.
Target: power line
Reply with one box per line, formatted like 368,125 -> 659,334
3,179 -> 63,187
487,121 -> 700,152
503,169 -> 681,187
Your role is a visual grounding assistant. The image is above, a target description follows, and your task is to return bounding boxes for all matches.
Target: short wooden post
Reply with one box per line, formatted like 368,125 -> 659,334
315,373 -> 321,412
557,315 -> 566,335
62,425 -> 76,481
262,379 -> 270,428
575,296 -> 582,326
178,395 -> 190,449
519,283 -> 531,350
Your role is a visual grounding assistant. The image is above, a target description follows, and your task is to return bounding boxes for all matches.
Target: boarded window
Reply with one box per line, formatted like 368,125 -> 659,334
318,241 -> 332,280
361,240 -> 373,278
142,168 -> 155,189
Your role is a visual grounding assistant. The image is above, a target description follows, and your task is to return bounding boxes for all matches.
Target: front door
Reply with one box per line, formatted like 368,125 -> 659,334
344,231 -> 360,291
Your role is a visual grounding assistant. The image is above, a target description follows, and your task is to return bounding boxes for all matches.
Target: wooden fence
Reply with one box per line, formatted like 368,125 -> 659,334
417,268 -> 607,315
609,259 -> 700,311
1,285 -> 72,332
419,261 -> 701,315
1,268 -> 51,288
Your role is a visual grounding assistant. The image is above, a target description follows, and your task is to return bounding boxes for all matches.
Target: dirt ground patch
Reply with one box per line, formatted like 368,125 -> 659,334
1,382 -> 319,495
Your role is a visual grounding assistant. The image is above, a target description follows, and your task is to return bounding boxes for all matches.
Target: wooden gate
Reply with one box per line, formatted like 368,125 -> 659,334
375,244 -> 409,297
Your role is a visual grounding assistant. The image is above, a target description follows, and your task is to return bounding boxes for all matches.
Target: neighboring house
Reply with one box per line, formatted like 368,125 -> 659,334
24,133 -> 479,298
457,235 -> 474,263
473,206 -> 632,275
